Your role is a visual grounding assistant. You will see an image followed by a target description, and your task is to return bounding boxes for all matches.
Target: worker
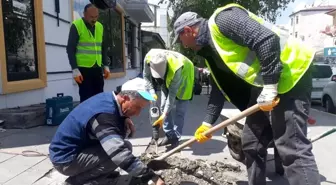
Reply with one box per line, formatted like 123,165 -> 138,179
143,49 -> 195,147
66,3 -> 111,103
172,3 -> 320,185
49,78 -> 165,185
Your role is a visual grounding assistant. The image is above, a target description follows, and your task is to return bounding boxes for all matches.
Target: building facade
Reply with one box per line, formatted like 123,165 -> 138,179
289,6 -> 336,51
0,0 -> 154,109
141,0 -> 169,48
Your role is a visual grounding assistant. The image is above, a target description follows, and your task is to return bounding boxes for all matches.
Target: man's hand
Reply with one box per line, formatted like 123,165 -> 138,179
73,68 -> 83,84
125,118 -> 135,138
195,122 -> 212,143
153,178 -> 165,185
103,66 -> 111,79
257,84 -> 279,111
153,115 -> 165,128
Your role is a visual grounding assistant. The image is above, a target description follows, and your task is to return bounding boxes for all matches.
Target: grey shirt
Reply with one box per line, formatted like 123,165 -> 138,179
143,60 -> 183,115
66,18 -> 107,69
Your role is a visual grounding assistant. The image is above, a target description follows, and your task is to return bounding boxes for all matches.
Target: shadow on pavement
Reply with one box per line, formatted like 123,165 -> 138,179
179,138 -> 227,156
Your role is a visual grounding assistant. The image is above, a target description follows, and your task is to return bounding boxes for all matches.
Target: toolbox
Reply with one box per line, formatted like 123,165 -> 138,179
45,93 -> 73,126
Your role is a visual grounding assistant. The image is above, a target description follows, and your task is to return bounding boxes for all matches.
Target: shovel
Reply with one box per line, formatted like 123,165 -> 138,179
153,101 -> 268,161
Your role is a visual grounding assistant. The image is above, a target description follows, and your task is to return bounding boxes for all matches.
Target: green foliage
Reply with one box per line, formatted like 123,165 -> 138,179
159,0 -> 294,67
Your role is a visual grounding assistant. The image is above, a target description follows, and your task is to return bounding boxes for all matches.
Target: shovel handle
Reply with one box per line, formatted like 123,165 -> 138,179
155,103 -> 261,161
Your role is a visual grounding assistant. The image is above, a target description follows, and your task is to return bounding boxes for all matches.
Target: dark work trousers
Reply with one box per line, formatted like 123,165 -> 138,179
78,67 -> 104,103
53,141 -> 132,185
241,66 -> 321,185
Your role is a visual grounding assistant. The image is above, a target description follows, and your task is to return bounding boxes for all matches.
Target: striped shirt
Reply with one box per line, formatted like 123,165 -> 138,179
88,112 -> 156,183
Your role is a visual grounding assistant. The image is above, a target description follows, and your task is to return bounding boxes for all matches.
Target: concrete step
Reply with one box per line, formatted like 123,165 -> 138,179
0,102 -> 79,129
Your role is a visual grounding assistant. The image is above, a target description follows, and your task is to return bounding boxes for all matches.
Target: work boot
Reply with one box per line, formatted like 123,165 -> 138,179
158,136 -> 179,147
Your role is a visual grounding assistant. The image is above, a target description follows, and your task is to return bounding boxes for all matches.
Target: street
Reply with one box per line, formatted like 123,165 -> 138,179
0,95 -> 335,185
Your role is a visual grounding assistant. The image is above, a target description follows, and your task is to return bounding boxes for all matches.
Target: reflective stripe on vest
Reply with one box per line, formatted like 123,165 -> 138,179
145,49 -> 195,100
208,3 -> 315,94
73,19 -> 103,68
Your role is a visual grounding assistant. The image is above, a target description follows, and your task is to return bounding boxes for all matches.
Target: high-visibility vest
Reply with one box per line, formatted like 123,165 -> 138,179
145,49 -> 195,100
73,19 -> 103,68
208,3 -> 315,94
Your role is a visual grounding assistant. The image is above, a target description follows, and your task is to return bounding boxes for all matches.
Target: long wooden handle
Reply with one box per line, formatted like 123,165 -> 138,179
155,104 -> 261,161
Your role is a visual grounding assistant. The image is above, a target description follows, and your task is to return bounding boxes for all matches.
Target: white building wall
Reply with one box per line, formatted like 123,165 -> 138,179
0,0 -> 142,109
290,10 -> 334,50
141,1 -> 169,47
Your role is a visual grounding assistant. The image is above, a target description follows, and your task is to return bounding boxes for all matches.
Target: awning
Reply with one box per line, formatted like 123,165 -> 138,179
124,0 -> 154,23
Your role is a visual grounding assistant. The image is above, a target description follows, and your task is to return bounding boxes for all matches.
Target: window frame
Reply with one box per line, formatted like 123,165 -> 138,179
106,6 -> 126,77
0,0 -> 47,94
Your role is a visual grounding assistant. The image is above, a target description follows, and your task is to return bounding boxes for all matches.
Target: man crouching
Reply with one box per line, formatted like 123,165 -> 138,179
49,78 -> 165,185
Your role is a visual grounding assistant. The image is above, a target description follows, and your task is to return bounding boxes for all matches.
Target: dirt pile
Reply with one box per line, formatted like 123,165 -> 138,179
138,153 -> 242,185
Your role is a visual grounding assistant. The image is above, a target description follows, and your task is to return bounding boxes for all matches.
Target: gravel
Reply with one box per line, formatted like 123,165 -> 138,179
137,153 -> 242,185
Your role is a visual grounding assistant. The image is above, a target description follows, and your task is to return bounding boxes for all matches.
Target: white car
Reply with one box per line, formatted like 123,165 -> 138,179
322,74 -> 336,114
311,63 -> 336,101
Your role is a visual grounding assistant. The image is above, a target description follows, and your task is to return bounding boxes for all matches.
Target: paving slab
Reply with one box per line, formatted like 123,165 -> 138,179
0,95 -> 334,185
0,155 -> 47,184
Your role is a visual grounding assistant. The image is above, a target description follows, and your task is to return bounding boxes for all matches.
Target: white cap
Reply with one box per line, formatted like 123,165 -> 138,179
149,53 -> 167,79
121,77 -> 155,101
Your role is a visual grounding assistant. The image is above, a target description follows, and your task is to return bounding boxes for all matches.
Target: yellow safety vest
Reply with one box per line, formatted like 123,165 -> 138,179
73,19 -> 103,68
208,3 -> 315,94
145,49 -> 195,100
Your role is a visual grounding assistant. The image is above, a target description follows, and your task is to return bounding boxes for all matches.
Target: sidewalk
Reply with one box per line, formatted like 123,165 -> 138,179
0,95 -> 335,185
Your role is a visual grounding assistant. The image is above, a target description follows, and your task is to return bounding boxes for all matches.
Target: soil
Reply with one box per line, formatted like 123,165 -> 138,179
137,153 -> 242,185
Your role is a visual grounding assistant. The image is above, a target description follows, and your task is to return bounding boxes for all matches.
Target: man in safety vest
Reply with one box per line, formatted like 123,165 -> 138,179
67,3 -> 111,103
143,49 -> 195,147
172,3 -> 320,185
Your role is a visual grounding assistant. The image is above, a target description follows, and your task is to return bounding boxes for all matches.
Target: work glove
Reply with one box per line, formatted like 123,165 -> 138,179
256,84 -> 279,111
153,114 -> 165,128
73,68 -> 83,84
103,66 -> 111,79
152,94 -> 158,101
195,122 -> 212,143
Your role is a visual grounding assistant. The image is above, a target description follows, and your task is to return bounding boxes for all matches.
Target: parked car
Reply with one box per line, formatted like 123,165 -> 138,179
311,63 -> 336,101
322,74 -> 336,114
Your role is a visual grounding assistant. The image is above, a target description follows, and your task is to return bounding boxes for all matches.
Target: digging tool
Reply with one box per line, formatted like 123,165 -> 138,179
154,99 -> 276,161
310,128 -> 336,143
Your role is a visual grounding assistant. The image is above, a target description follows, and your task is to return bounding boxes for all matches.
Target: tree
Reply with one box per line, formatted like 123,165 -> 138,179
159,0 -> 294,67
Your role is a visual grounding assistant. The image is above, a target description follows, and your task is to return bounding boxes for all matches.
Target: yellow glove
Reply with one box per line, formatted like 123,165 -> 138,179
195,122 -> 212,143
153,114 -> 165,128
152,94 -> 158,101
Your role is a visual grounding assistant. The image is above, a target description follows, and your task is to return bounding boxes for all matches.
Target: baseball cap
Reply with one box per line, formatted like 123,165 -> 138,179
121,77 -> 155,101
149,52 -> 167,79
172,12 -> 201,45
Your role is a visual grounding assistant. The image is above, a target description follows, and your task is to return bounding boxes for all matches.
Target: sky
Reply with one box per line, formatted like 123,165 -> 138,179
275,0 -> 332,25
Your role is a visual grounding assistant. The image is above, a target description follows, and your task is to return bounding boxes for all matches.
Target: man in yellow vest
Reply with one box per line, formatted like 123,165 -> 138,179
143,49 -> 194,147
172,3 -> 320,185
67,3 -> 111,103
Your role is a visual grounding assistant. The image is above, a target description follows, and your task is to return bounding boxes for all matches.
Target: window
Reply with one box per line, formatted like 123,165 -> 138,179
312,65 -> 333,79
0,0 -> 46,94
125,19 -> 136,69
73,0 -> 126,77
296,16 -> 299,24
291,18 -> 293,26
295,32 -> 298,38
98,8 -> 125,74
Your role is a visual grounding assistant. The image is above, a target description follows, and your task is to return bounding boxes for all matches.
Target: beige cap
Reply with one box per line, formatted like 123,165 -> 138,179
149,52 -> 167,79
